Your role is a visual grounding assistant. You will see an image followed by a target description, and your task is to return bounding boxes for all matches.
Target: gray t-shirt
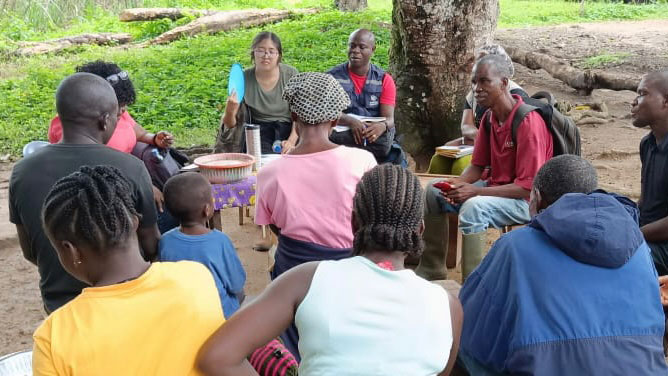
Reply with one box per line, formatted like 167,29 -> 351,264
243,63 -> 298,123
9,144 -> 157,312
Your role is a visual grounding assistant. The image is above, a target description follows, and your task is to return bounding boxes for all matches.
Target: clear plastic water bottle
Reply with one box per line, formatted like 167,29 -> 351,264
151,148 -> 165,163
272,140 -> 282,154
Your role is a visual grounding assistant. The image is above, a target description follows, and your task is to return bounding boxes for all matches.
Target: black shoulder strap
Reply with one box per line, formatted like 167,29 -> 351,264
510,104 -> 539,146
483,109 -> 492,134
485,105 -> 537,146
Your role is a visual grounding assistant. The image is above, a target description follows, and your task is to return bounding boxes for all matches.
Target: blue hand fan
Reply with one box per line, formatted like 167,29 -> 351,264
228,63 -> 245,103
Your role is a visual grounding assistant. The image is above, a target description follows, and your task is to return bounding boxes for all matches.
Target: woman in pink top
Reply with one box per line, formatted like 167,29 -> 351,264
255,72 -> 376,360
48,61 -> 177,231
48,61 -> 173,153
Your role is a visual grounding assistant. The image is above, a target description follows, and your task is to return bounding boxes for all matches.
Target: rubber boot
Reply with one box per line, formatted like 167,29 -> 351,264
461,232 -> 486,281
415,214 -> 449,280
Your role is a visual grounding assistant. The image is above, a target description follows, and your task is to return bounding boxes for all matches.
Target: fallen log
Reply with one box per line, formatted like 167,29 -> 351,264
143,8 -> 319,46
577,117 -> 609,126
14,33 -> 132,57
119,8 -> 216,22
506,47 -> 640,95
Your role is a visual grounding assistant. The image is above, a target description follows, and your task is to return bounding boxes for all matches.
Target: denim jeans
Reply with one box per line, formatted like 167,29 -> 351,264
157,207 -> 179,234
425,179 -> 530,234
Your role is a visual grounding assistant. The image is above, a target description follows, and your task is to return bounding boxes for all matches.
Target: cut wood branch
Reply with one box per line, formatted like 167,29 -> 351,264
14,33 -> 132,57
143,8 -> 319,46
506,47 -> 640,94
119,8 -> 216,22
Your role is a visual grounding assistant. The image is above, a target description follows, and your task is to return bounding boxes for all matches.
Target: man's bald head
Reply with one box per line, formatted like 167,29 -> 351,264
347,29 -> 376,71
631,70 -> 668,129
349,29 -> 375,47
642,71 -> 668,96
56,73 -> 119,143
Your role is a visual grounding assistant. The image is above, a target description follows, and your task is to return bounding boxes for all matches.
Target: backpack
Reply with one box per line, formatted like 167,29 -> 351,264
131,142 -> 188,191
485,91 -> 581,156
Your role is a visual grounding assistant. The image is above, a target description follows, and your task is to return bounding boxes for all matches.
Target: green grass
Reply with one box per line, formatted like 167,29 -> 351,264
579,51 -> 631,69
1,0 -> 667,156
0,0 -> 335,42
0,9 -> 391,155
500,0 -> 668,28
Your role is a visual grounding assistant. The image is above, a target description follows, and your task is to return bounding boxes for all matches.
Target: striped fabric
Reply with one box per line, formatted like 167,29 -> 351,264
248,339 -> 298,376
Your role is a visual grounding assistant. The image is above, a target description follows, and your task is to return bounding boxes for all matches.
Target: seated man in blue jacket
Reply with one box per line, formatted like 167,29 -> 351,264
459,155 -> 668,376
327,29 -> 396,161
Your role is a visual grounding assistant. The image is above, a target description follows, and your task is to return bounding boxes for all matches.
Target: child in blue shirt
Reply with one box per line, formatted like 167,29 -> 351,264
159,172 -> 246,318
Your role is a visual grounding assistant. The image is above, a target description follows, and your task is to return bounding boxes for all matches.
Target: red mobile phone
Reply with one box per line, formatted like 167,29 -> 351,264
434,181 -> 453,192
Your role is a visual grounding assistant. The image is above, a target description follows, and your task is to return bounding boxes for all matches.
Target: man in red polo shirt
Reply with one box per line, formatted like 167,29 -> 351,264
327,29 -> 396,161
417,54 -> 553,281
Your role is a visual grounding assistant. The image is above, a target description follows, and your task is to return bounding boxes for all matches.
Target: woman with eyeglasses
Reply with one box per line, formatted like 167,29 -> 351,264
217,31 -> 299,154
47,61 -> 173,152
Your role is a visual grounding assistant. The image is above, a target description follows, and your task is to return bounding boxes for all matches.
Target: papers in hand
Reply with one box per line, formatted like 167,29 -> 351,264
333,125 -> 351,133
334,114 -> 387,132
435,145 -> 474,158
347,114 -> 387,123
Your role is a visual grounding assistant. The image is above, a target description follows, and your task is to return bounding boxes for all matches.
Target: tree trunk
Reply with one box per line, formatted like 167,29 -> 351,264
335,0 -> 368,11
119,8 -> 216,22
390,0 -> 499,169
506,47 -> 639,94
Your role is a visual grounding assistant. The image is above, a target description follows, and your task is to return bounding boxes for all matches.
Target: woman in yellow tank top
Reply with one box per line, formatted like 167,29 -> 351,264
32,165 -> 239,375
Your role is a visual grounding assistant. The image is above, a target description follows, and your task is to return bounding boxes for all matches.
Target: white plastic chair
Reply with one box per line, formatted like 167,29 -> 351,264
22,141 -> 49,157
0,350 -> 32,376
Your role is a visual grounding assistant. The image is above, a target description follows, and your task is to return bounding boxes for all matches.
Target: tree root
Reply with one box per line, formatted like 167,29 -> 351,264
506,47 -> 640,95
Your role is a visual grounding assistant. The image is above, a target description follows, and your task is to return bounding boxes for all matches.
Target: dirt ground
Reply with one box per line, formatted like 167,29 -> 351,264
0,19 -> 665,356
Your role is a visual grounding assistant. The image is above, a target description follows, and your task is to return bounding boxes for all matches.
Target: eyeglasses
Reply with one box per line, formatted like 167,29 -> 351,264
106,71 -> 129,86
253,49 -> 279,57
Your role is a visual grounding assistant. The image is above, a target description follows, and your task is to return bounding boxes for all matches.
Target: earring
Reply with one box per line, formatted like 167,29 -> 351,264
75,260 -> 82,266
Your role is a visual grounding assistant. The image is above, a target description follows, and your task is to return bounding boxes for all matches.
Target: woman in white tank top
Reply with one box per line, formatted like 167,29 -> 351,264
198,164 -> 463,376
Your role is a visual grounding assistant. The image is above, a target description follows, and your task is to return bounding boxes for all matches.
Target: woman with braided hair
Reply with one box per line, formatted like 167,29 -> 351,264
199,164 -> 463,376
32,165 -> 231,375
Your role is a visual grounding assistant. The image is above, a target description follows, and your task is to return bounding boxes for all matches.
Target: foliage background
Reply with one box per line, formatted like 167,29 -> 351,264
1,0 -> 667,156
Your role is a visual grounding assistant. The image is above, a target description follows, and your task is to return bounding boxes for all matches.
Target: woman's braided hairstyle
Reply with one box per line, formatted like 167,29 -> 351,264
42,165 -> 140,252
352,164 -> 424,257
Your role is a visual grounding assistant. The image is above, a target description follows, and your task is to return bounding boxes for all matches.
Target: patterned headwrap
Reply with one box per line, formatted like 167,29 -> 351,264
476,44 -> 514,78
282,72 -> 351,125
